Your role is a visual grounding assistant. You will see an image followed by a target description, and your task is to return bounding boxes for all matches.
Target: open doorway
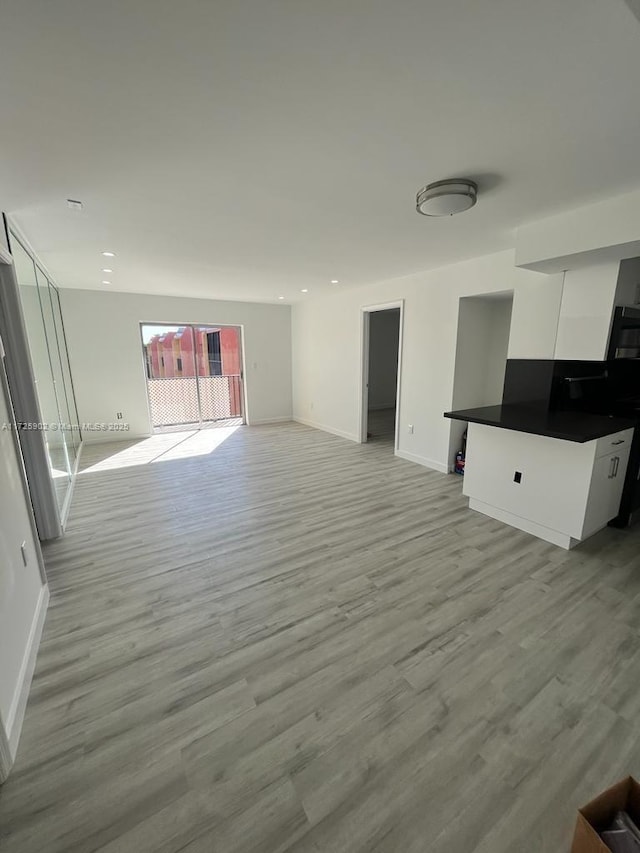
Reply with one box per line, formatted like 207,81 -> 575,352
359,302 -> 403,451
140,323 -> 245,432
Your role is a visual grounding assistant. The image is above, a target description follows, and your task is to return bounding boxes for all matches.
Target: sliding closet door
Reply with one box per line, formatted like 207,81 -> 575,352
49,285 -> 81,454
12,242 -> 71,512
3,224 -> 82,537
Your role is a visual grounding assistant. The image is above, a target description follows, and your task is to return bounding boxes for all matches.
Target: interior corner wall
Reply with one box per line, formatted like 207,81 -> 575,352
484,298 -> 513,403
60,289 -> 293,440
292,249 -> 558,472
449,296 -> 513,470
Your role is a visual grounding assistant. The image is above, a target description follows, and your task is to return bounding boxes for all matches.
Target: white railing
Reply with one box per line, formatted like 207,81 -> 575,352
147,375 -> 242,427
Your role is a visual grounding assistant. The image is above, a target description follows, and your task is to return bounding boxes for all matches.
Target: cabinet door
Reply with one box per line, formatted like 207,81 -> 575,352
582,449 -> 630,538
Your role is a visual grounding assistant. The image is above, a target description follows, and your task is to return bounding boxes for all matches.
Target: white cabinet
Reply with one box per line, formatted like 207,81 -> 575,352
508,259 -> 640,363
508,277 -> 564,360
582,448 -> 630,539
463,424 -> 634,549
554,263 -> 619,361
553,259 -> 640,361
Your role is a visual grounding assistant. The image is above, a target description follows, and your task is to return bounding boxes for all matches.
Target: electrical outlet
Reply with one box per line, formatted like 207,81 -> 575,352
514,471 -> 522,484
408,424 -> 414,434
116,412 -> 123,419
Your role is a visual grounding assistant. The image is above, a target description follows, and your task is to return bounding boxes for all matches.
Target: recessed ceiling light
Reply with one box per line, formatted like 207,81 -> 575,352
416,178 -> 478,217
278,296 -> 284,300
101,280 -> 111,285
301,288 -> 309,293
330,279 -> 339,284
102,268 -> 113,273
102,251 -> 116,257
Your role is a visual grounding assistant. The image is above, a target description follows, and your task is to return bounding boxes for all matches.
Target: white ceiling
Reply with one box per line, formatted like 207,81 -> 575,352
1,0 -> 639,304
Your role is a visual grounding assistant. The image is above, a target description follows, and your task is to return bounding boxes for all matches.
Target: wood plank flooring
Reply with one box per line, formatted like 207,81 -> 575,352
2,422 -> 640,852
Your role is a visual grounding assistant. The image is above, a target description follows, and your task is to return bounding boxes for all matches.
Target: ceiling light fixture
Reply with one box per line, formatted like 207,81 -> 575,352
101,280 -> 111,285
102,251 -> 116,257
301,288 -> 309,293
102,268 -> 113,273
330,279 -> 339,284
416,178 -> 478,217
278,296 -> 284,300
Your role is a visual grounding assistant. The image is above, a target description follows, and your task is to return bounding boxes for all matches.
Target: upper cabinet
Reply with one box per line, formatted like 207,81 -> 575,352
508,258 -> 640,363
554,258 -> 640,361
508,275 -> 564,360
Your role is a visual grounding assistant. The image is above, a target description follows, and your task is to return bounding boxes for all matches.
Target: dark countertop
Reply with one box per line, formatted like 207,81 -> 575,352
444,405 -> 636,443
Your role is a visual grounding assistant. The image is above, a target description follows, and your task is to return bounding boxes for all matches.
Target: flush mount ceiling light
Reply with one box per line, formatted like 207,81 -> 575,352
102,251 -> 116,257
330,279 -> 339,284
416,178 -> 478,217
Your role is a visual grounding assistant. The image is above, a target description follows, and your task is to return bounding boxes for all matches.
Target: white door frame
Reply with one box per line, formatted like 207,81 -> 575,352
358,300 -> 404,451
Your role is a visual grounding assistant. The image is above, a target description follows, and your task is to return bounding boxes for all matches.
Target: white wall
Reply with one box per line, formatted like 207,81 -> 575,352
515,187 -> 640,273
368,309 -> 400,410
485,299 -> 513,401
449,295 -> 512,468
292,249 -> 558,472
0,364 -> 47,774
60,289 -> 293,440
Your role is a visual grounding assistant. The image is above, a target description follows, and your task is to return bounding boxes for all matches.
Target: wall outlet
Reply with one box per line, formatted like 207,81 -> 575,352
514,471 -> 522,484
116,412 -> 123,419
408,424 -> 414,434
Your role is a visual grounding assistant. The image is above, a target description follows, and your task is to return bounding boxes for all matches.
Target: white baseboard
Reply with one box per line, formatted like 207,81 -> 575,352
4,583 -> 49,772
83,431 -> 150,445
293,417 -> 360,443
247,417 -> 292,426
394,448 -> 448,473
468,499 -> 577,549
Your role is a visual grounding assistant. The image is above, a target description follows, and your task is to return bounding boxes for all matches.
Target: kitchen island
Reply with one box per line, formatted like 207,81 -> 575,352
445,405 -> 636,548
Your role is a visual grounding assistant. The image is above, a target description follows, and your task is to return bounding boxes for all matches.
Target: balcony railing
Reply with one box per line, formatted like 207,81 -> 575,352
147,375 -> 243,428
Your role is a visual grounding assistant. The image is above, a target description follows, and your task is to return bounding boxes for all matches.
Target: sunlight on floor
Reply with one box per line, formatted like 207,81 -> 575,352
79,426 -> 241,474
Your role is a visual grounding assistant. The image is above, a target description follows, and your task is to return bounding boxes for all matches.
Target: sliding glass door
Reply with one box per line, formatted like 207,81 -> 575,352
141,323 -> 244,431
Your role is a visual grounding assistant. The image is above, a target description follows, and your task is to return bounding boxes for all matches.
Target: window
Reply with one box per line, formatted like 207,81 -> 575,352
207,331 -> 222,375
176,357 -> 183,373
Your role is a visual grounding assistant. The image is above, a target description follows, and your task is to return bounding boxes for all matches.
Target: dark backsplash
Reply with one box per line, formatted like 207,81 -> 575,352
503,359 -> 640,417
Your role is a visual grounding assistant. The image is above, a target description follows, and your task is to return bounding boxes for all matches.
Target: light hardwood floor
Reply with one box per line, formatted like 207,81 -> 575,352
2,421 -> 640,852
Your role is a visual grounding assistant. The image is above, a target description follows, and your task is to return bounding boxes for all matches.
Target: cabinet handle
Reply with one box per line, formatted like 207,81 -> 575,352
611,439 -> 625,446
609,457 -> 616,479
613,456 -> 620,478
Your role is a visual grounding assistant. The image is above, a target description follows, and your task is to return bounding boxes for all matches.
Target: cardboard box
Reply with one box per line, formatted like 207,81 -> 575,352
572,777 -> 640,852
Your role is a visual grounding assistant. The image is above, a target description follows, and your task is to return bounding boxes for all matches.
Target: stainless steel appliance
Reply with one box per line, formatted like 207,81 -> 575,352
608,306 -> 640,360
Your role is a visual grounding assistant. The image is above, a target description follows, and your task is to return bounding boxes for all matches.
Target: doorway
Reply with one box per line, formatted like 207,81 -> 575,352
140,323 -> 245,432
359,302 -> 403,451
